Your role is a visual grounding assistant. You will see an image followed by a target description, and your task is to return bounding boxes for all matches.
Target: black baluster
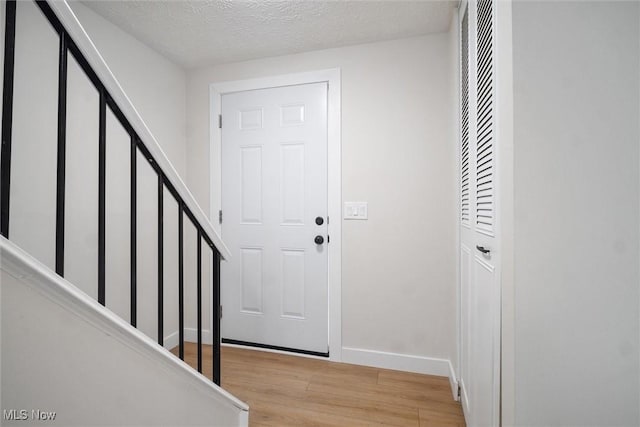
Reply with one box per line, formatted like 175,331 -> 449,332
98,89 -> 106,306
197,229 -> 202,373
130,136 -> 137,327
157,174 -> 164,345
213,249 -> 221,385
178,202 -> 184,360
55,32 -> 67,276
1,0 -> 16,238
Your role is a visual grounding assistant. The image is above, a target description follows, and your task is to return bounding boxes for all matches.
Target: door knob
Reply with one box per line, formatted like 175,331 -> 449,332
314,235 -> 325,245
476,245 -> 490,254
315,216 -> 324,226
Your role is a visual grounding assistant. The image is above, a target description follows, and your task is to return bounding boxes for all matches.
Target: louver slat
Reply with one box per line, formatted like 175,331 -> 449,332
475,0 -> 494,233
460,10 -> 470,225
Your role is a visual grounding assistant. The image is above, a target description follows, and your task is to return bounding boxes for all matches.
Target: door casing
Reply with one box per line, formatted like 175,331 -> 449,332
209,69 -> 342,362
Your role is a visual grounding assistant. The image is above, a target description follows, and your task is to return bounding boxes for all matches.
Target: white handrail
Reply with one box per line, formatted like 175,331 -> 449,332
47,0 -> 230,260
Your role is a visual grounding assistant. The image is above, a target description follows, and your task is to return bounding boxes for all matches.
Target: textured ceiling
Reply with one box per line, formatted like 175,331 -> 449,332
80,0 -> 456,69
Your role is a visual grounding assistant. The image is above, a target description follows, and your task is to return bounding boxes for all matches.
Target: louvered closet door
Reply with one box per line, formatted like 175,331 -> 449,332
458,0 -> 501,426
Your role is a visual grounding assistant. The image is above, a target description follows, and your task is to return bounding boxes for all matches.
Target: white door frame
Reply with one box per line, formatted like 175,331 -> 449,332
209,69 -> 342,362
494,0 -> 515,424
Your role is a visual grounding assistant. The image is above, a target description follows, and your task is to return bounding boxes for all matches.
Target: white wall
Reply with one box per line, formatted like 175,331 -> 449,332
511,2 -> 639,425
9,0 -> 59,270
68,1 -> 187,176
186,35 -> 457,368
1,1 -> 193,348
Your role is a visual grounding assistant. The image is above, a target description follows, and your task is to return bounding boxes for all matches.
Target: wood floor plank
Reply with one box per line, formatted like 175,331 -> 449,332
309,373 -> 463,409
223,359 -> 313,385
248,399 -> 395,427
378,369 -> 451,391
418,404 -> 467,419
235,388 -> 419,426
172,343 -> 465,427
302,389 -> 421,426
224,376 -> 420,426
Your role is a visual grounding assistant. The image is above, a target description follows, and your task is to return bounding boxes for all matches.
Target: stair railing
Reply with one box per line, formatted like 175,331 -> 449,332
0,0 -> 229,385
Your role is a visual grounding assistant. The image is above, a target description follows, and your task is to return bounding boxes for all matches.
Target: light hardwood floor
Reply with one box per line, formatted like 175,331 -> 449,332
172,343 -> 466,427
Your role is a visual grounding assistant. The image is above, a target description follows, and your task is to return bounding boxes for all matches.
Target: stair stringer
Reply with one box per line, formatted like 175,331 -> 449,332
0,236 -> 249,427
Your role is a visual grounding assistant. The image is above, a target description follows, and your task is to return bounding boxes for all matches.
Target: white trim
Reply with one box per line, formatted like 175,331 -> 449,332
495,0 -> 515,425
459,377 -> 470,415
164,328 -> 213,350
0,236 -> 248,412
239,410 -> 249,427
451,0 -> 463,407
341,347 -> 455,392
209,69 -> 342,362
448,361 -> 460,401
164,331 -> 179,351
46,1 -> 230,260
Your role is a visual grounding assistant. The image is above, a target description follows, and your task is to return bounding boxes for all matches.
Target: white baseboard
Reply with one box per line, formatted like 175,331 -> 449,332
341,347 -> 458,398
163,328 -> 212,350
448,361 -> 459,401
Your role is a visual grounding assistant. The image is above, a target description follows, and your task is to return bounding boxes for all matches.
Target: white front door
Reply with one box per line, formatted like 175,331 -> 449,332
459,0 -> 501,426
220,83 -> 329,355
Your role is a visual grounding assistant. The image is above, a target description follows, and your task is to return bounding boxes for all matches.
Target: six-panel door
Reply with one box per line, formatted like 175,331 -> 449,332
221,83 -> 329,354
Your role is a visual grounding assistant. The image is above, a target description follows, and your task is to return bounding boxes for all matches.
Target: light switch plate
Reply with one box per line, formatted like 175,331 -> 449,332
344,202 -> 368,220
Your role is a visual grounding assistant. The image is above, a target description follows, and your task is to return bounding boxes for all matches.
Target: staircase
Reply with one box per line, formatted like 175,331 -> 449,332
0,0 -> 248,425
